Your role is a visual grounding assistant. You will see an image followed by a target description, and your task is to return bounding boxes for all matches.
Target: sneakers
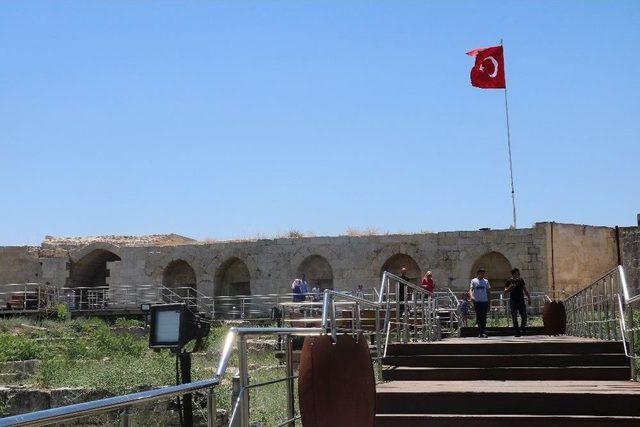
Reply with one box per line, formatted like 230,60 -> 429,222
478,333 -> 488,338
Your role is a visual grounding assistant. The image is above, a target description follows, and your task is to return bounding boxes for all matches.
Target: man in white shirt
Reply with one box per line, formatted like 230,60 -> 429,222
469,268 -> 491,338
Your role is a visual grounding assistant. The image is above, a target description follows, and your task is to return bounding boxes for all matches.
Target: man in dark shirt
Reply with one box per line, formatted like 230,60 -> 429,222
399,268 -> 408,313
504,268 -> 531,336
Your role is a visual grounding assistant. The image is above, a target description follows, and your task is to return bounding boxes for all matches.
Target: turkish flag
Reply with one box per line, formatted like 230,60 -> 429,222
467,45 -> 506,89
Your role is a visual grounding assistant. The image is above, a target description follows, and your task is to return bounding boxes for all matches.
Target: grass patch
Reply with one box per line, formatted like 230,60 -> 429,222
0,318 -> 293,425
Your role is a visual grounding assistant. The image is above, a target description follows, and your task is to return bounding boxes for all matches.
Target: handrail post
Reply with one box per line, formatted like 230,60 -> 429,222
355,301 -> 361,337
330,298 -> 337,342
207,388 -> 217,427
419,293 -> 425,340
238,335 -> 250,427
395,280 -> 400,342
628,304 -> 636,380
285,334 -> 295,427
121,406 -> 131,427
403,303 -> 409,343
374,307 -> 381,352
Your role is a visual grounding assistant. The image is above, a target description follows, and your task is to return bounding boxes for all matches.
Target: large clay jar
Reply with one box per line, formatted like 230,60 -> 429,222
543,301 -> 567,335
298,333 -> 375,427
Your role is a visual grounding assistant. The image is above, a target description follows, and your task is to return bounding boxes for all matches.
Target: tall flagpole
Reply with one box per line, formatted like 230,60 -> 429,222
501,39 -> 517,229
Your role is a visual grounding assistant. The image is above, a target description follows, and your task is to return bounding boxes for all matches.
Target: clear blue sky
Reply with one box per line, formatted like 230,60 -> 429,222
1,1 -> 638,246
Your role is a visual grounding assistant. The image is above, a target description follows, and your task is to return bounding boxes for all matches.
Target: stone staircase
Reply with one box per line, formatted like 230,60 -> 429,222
376,333 -> 640,426
458,325 -> 546,337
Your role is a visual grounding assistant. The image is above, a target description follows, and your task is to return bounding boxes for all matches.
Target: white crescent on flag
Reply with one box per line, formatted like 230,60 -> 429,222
479,56 -> 499,78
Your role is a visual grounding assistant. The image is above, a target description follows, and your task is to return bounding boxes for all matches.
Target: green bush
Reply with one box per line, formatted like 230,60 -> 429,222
55,304 -> 68,320
36,353 -> 176,392
0,333 -> 42,362
91,326 -> 146,357
113,318 -> 144,329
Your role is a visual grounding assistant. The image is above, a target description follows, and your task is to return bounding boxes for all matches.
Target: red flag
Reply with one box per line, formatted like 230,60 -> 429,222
466,45 -> 506,89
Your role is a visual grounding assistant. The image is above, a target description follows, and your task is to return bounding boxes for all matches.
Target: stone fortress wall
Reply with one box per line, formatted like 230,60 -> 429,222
622,218 -> 640,296
0,222 -> 636,299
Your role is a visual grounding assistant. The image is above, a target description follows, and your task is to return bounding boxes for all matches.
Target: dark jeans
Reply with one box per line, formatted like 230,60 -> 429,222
398,284 -> 406,315
510,299 -> 528,331
474,301 -> 489,335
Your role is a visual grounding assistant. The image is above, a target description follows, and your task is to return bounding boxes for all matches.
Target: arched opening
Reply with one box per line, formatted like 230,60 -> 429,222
215,258 -> 251,296
470,251 -> 513,290
163,260 -> 197,297
69,249 -> 121,288
381,254 -> 421,285
297,255 -> 333,290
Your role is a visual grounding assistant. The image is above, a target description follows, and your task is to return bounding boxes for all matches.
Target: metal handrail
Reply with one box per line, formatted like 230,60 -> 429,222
446,287 -> 460,308
615,294 -> 639,360
564,265 -> 637,379
0,379 -> 220,427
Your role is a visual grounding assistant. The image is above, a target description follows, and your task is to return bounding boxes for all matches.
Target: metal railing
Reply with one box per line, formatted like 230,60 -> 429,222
0,270 -> 440,427
59,284 -> 157,311
564,265 -> 638,379
486,291 -> 557,327
0,283 -> 58,311
0,283 -> 214,318
212,290 -> 380,321
157,285 -> 215,317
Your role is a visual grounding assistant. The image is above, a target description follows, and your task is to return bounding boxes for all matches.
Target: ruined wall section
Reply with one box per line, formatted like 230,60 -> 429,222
0,247 -> 41,284
2,223 -> 625,299
623,226 -> 640,296
106,228 -> 545,296
544,223 -> 619,296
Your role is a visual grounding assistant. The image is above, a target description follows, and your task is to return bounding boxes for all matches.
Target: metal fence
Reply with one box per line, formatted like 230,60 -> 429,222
0,283 -> 213,316
0,283 -> 58,311
0,271 -> 441,427
564,265 -> 638,378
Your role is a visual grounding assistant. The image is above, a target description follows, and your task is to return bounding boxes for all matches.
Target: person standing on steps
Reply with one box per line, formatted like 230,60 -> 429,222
292,279 -> 305,303
300,274 -> 309,299
311,280 -> 322,302
459,293 -> 471,327
469,268 -> 491,338
420,271 -> 435,294
399,268 -> 409,315
503,268 -> 531,337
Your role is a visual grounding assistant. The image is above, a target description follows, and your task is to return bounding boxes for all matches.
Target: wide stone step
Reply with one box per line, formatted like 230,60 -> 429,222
385,340 -> 624,356
382,353 -> 630,368
376,380 -> 640,416
381,366 -> 631,381
459,326 -> 546,337
375,414 -> 640,426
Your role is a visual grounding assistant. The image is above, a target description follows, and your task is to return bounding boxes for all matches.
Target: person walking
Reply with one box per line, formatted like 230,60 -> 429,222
292,279 -> 305,303
399,268 -> 409,313
459,293 -> 471,327
504,268 -> 531,336
355,284 -> 365,299
420,271 -> 435,294
311,281 -> 322,302
469,268 -> 491,338
299,274 -> 309,298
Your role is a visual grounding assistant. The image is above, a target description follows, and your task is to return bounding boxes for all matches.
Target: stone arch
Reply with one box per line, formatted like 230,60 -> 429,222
70,242 -> 122,263
470,251 -> 513,290
68,249 -> 122,288
215,257 -> 251,296
297,255 -> 334,290
162,260 -> 197,291
381,253 -> 422,285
